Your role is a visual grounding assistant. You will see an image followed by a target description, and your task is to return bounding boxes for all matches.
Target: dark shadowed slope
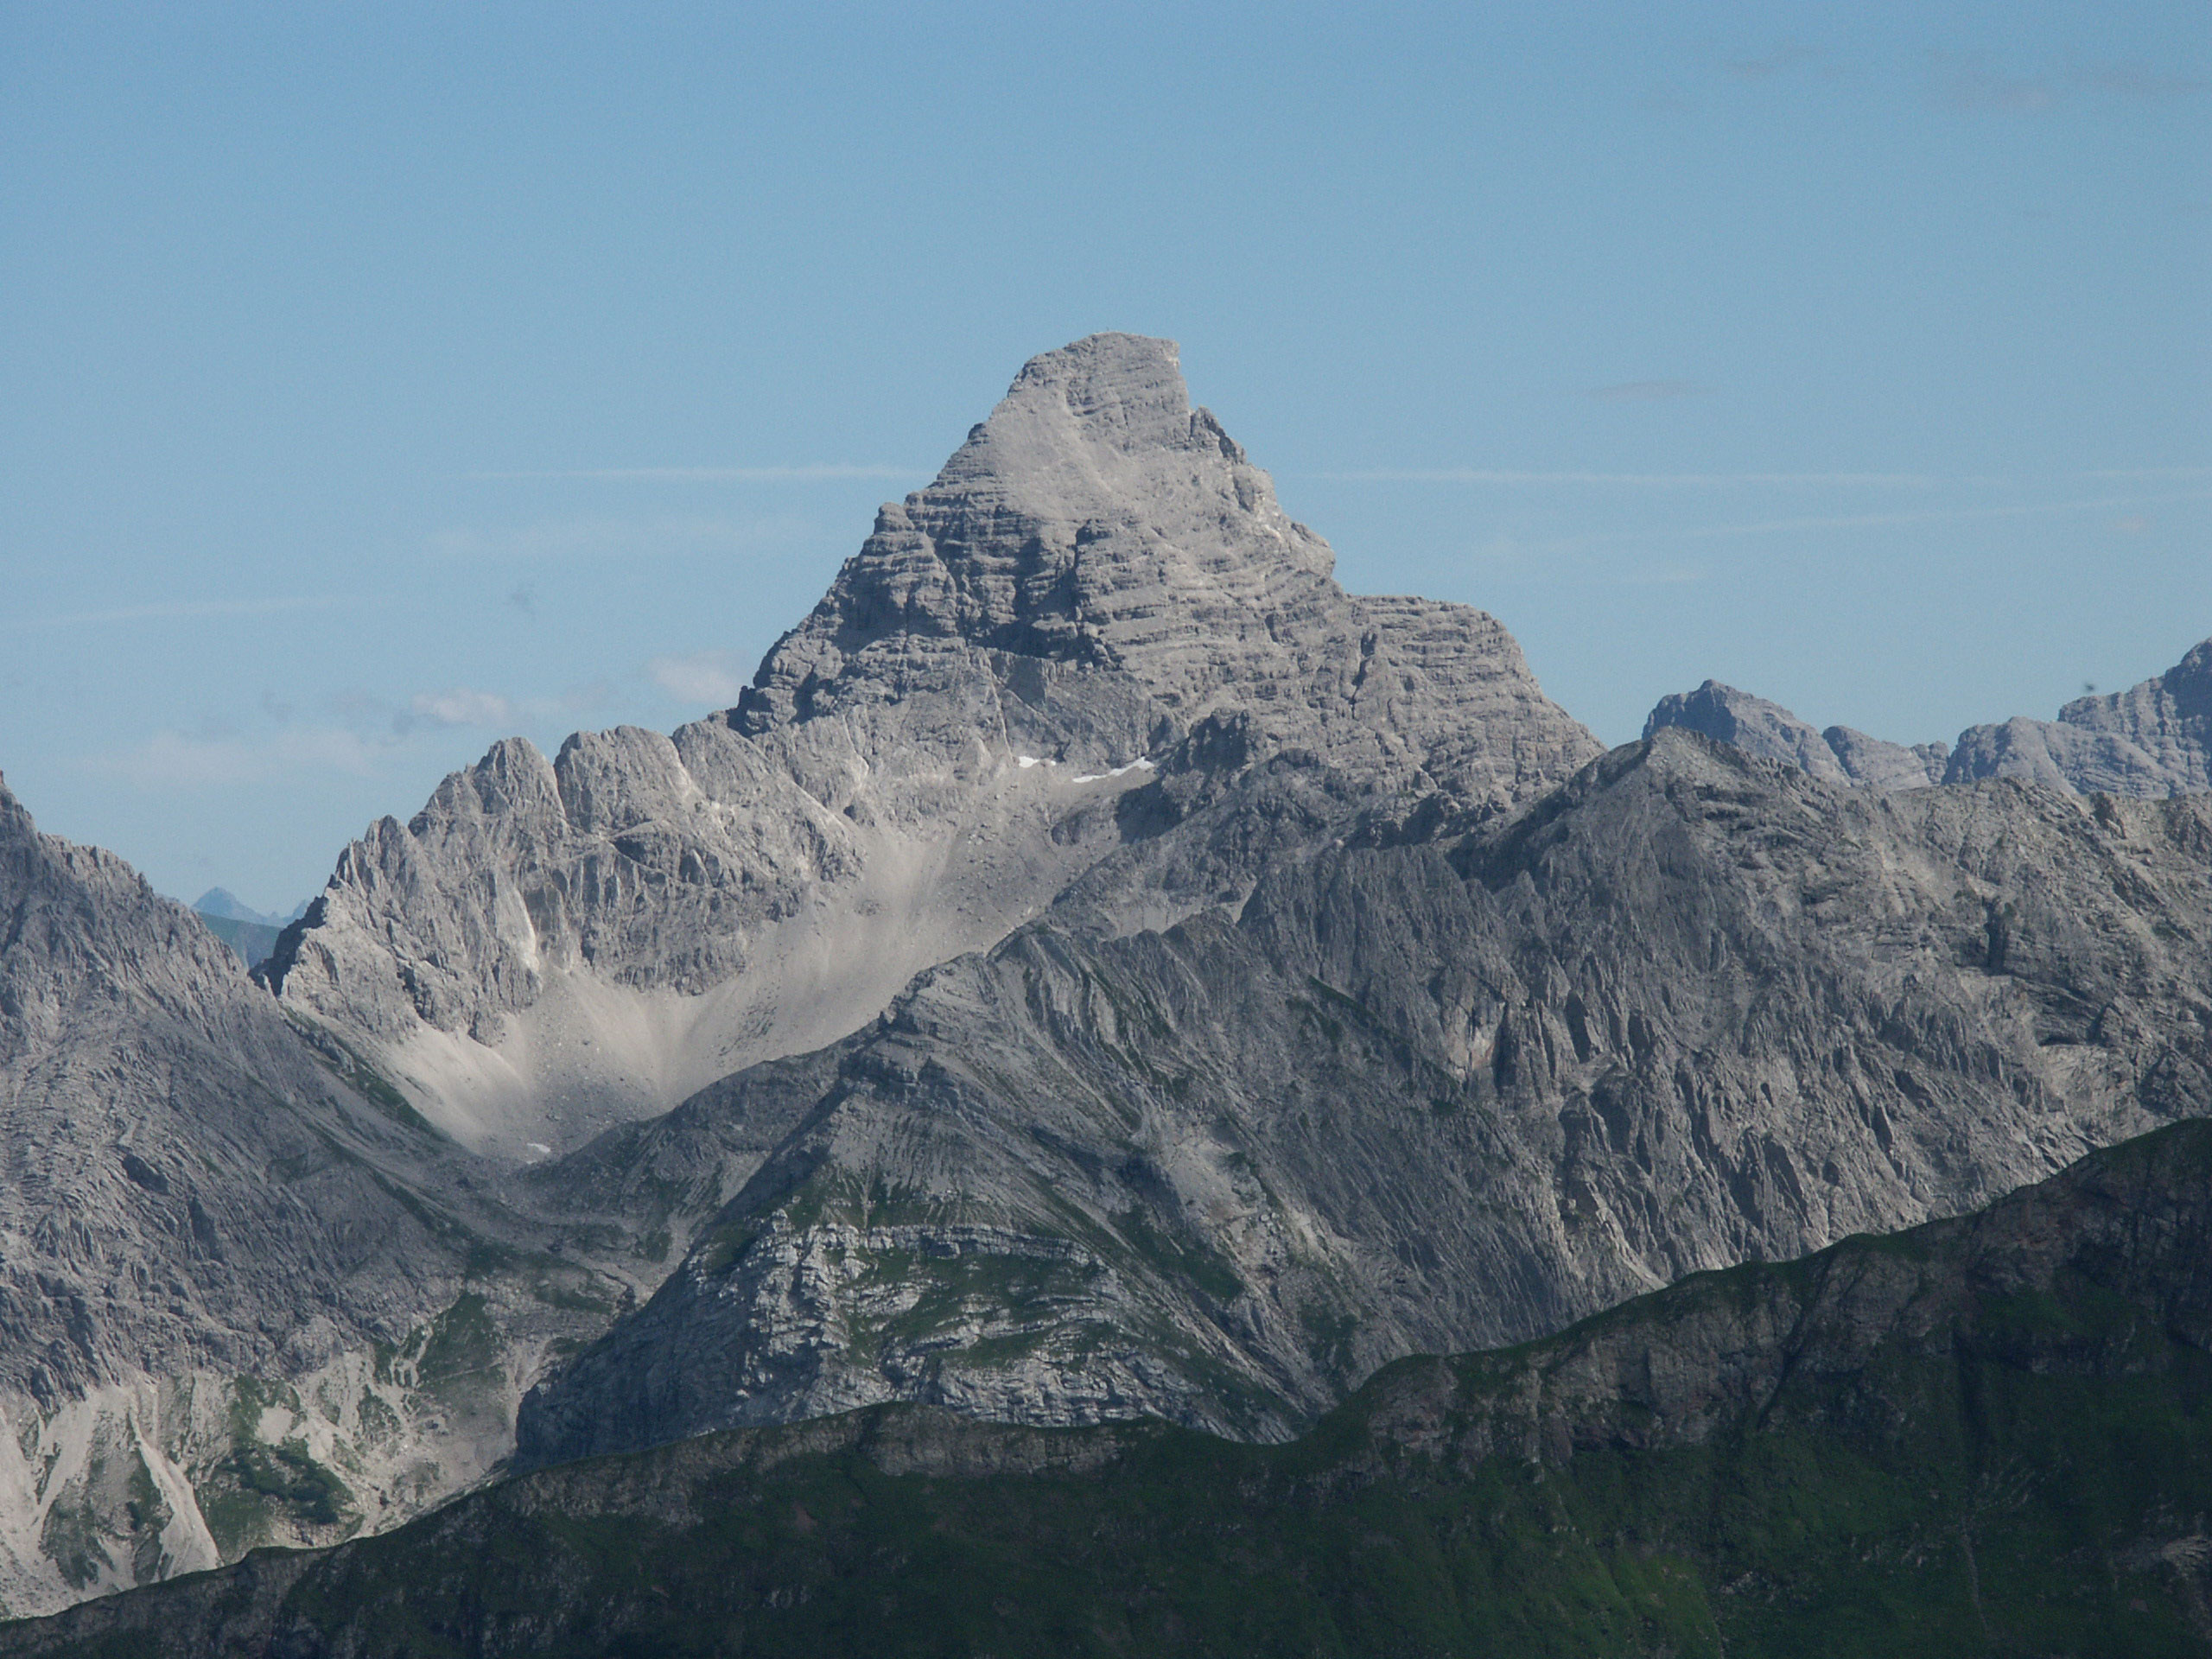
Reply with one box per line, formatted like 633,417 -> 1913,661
11,1116 -> 2210,1658
512,729 -> 2212,1463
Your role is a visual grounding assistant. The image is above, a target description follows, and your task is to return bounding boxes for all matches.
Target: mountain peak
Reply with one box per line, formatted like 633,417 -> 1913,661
739,334 -> 1574,787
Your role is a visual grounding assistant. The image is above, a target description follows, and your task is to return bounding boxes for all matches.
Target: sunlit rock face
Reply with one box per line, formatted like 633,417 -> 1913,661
1945,639 -> 2212,796
260,334 -> 1599,1161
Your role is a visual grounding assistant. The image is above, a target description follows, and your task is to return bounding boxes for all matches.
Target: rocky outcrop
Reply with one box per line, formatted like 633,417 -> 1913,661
0,774 -> 629,1616
514,728 -> 2212,1465
1643,680 -> 1947,787
260,334 -> 1599,1160
1649,636 -> 2212,798
1945,638 -> 2212,795
16,1119 -> 2210,1658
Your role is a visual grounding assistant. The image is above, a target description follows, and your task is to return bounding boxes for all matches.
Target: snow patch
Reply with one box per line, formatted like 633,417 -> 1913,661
1071,757 -> 1156,784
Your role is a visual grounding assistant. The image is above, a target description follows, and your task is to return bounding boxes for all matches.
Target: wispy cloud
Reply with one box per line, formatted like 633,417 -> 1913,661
402,683 -> 610,731
428,514 -> 811,561
647,651 -> 748,706
2072,60 -> 2205,99
1549,488 -> 2212,550
1312,466 -> 2208,490
9,594 -> 350,631
1586,380 -> 1713,403
1934,51 -> 2203,113
84,726 -> 385,789
465,464 -> 926,482
1725,42 -> 1824,81
410,688 -> 518,728
1311,469 -> 1988,487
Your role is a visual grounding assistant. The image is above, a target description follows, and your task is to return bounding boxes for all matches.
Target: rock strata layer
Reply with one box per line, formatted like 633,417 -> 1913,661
0,774 -> 626,1616
1646,636 -> 2212,797
14,1118 -> 2210,1657
261,334 -> 1599,1159
515,728 -> 2212,1465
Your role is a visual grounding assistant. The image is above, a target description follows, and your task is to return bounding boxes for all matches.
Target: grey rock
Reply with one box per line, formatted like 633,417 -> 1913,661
1821,723 -> 1948,788
1643,681 -> 1945,788
1946,639 -> 2212,796
0,772 -> 454,1397
261,334 -> 1599,1160
19,1116 -> 2209,1659
516,728 -> 2212,1465
0,772 -> 632,1613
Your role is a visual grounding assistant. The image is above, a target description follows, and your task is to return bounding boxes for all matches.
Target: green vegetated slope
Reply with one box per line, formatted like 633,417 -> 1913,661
9,1117 -> 2211,1659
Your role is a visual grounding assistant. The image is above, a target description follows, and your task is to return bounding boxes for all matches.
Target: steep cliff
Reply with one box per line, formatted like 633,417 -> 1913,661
260,334 -> 1599,1161
513,729 -> 2212,1463
0,775 -> 625,1615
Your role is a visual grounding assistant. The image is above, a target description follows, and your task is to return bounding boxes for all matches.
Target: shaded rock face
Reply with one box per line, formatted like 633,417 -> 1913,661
260,334 -> 1599,1159
21,1122 -> 2212,1659
1946,639 -> 2212,796
0,775 -> 636,1617
0,773 -> 450,1398
1643,680 -> 1946,788
515,730 -> 2212,1466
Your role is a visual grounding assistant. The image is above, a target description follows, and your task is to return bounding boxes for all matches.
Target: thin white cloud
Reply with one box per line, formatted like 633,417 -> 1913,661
410,688 -> 517,728
1521,488 -> 2212,554
1586,380 -> 1713,403
2072,60 -> 2205,99
1931,52 -> 2202,113
1724,42 -> 1825,81
429,514 -> 816,561
1314,467 -> 2208,490
647,651 -> 747,706
1943,67 -> 2059,112
465,465 -> 927,482
10,595 -> 350,631
1312,469 -> 1993,487
84,727 -> 384,789
400,683 -> 610,731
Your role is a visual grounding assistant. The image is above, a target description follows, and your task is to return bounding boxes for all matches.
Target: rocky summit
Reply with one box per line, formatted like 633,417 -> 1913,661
0,334 -> 2208,1626
1647,635 -> 2212,797
259,334 -> 1599,1164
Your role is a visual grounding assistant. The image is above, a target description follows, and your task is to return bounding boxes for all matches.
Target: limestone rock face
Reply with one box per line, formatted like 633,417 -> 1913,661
16,1120 -> 2212,1659
1649,637 -> 2212,798
261,334 -> 1599,1159
0,772 -> 448,1396
515,730 -> 2212,1465
1946,639 -> 2212,795
0,774 -> 632,1616
1643,680 -> 1946,787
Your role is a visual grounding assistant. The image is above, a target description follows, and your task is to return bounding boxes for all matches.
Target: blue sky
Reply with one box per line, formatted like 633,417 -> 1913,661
3,1 -> 2207,912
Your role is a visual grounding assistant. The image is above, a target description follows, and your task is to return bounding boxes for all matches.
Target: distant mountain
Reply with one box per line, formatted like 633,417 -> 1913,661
1642,681 -> 1947,787
1645,637 -> 2212,797
1948,639 -> 2212,795
256,333 -> 1601,1164
12,1116 -> 2208,1657
190,889 -> 284,927
1,334 -> 2209,1625
189,892 -> 312,970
